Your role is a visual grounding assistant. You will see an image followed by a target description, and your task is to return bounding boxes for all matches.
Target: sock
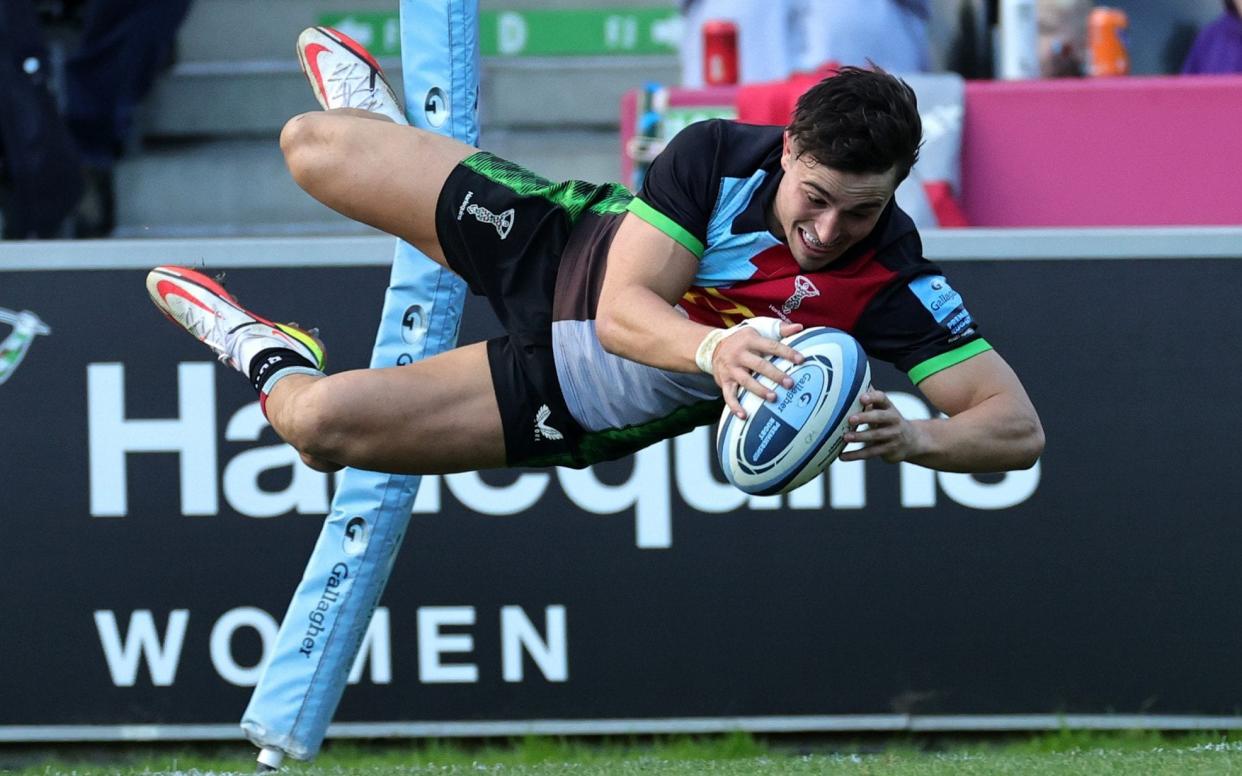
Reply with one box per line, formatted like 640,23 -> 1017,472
249,348 -> 323,416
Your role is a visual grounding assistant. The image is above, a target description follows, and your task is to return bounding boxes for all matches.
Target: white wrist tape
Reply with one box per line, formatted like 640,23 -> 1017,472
694,316 -> 784,375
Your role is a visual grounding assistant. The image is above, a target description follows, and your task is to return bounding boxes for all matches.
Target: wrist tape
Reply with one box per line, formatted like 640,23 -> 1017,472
694,316 -> 784,375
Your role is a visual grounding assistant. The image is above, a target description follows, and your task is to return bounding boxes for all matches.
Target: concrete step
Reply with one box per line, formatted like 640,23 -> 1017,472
120,1 -> 674,236
113,128 -> 622,238
482,55 -> 676,128
146,0 -> 679,136
113,139 -> 347,237
172,0 -> 380,63
141,55 -> 677,137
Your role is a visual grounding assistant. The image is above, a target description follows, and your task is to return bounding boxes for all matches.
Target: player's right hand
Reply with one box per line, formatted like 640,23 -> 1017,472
712,320 -> 805,419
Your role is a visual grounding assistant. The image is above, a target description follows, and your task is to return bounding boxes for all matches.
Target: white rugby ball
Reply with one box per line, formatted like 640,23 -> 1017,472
716,327 -> 870,496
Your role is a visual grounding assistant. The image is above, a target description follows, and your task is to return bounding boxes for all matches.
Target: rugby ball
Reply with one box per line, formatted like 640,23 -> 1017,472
716,327 -> 870,496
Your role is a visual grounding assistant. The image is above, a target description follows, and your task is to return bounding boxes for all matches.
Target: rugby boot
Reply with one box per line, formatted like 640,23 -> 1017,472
145,265 -> 326,378
296,26 -> 408,124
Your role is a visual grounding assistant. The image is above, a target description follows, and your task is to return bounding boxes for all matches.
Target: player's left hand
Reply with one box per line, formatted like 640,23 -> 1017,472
839,389 -> 926,463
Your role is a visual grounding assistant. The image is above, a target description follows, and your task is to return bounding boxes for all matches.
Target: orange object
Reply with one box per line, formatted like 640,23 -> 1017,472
702,20 -> 738,86
1088,7 -> 1129,76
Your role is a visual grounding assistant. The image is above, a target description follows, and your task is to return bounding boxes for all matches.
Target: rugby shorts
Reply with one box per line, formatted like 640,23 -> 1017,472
434,151 -> 604,469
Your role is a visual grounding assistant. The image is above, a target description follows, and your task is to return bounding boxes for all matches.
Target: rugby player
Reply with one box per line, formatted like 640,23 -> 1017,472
148,26 -> 1044,477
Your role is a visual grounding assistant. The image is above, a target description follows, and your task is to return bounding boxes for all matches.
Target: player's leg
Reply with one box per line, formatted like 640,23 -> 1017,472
146,265 -> 506,474
298,450 -> 342,473
262,343 -> 505,474
280,112 -> 471,266
283,24 -> 472,268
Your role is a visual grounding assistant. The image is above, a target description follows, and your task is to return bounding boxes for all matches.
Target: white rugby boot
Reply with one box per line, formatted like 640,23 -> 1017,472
146,265 -> 326,378
296,26 -> 408,125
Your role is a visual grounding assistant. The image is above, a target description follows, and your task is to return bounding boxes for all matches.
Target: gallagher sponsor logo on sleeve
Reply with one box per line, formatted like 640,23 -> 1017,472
908,275 -> 973,336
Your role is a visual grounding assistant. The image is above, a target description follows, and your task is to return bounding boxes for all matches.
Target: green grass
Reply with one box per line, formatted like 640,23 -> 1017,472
8,731 -> 1242,775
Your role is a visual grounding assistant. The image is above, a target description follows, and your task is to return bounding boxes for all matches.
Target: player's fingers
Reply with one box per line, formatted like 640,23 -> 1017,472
850,405 -> 896,428
736,369 -> 776,402
838,446 -> 871,462
743,352 -> 793,389
859,389 -> 890,409
722,380 -> 746,419
754,337 -> 805,366
722,340 -> 786,386
849,409 -> 896,429
839,439 -> 896,462
778,322 -> 804,338
740,335 -> 809,372
845,423 -> 895,445
754,338 -> 802,363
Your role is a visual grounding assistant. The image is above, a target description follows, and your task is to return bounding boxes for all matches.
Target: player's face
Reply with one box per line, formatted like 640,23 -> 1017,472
771,132 -> 897,271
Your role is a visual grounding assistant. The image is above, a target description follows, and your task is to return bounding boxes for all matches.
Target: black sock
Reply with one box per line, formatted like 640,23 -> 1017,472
249,348 -> 317,394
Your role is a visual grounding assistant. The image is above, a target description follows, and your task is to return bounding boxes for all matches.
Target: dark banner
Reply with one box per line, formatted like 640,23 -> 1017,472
3,257 -> 1242,728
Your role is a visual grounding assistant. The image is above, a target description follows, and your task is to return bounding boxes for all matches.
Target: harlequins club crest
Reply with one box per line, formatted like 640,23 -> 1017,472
769,276 -> 821,320
467,202 -> 515,240
456,191 -> 516,240
0,308 -> 50,386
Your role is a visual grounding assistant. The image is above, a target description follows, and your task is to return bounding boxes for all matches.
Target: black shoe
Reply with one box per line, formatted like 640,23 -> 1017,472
72,165 -> 115,238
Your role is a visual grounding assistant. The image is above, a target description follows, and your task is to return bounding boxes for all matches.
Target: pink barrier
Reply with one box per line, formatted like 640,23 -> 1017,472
620,75 -> 1242,227
961,75 -> 1242,227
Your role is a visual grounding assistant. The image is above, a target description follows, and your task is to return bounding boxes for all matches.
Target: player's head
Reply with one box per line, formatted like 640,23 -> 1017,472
787,65 -> 922,183
772,66 -> 922,271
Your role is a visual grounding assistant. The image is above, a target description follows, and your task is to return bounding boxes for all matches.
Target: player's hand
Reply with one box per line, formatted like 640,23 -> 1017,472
840,389 -> 927,463
714,322 -> 805,419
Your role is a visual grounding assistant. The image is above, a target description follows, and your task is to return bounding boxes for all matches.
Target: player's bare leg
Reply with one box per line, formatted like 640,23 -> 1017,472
147,266 -> 508,474
286,24 -> 474,269
263,343 -> 507,474
280,112 -> 472,266
298,450 -> 342,473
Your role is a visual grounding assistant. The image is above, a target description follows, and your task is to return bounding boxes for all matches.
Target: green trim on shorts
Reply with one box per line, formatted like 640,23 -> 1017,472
461,151 -> 632,222
625,198 -> 705,258
520,399 -> 724,469
908,339 -> 993,384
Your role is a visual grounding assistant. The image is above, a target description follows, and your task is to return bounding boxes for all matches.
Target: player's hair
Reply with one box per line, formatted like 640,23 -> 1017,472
786,66 -> 922,183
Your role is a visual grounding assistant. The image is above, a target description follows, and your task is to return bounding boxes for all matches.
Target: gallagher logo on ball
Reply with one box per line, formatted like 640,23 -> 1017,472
717,327 -> 870,496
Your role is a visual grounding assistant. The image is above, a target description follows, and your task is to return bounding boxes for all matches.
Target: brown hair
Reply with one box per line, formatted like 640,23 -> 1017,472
786,66 -> 923,182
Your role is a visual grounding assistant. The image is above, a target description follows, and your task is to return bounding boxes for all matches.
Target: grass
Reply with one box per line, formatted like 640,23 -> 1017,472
7,731 -> 1242,775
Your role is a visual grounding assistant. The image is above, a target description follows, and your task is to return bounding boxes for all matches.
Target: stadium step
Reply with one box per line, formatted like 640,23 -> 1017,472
113,1 -> 679,236
149,0 -> 680,135
112,128 -> 624,238
143,56 -> 677,137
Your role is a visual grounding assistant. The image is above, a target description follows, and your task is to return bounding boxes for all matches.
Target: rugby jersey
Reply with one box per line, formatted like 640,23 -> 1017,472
551,119 -> 989,433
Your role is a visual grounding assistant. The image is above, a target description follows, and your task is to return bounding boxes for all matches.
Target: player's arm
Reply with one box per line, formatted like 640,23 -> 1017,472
596,213 -> 803,417
840,349 -> 1044,471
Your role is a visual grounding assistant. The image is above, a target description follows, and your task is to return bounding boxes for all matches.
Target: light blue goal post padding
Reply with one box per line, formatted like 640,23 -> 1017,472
241,0 -> 479,760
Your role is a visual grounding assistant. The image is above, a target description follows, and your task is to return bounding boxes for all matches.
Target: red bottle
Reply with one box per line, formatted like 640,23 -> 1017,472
703,19 -> 738,86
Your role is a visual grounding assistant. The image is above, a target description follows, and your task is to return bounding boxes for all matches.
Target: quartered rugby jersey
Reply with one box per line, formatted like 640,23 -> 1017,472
550,119 -> 989,433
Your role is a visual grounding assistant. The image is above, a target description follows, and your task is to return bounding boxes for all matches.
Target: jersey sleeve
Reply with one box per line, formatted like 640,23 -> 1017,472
625,119 -> 723,259
852,234 -> 992,384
